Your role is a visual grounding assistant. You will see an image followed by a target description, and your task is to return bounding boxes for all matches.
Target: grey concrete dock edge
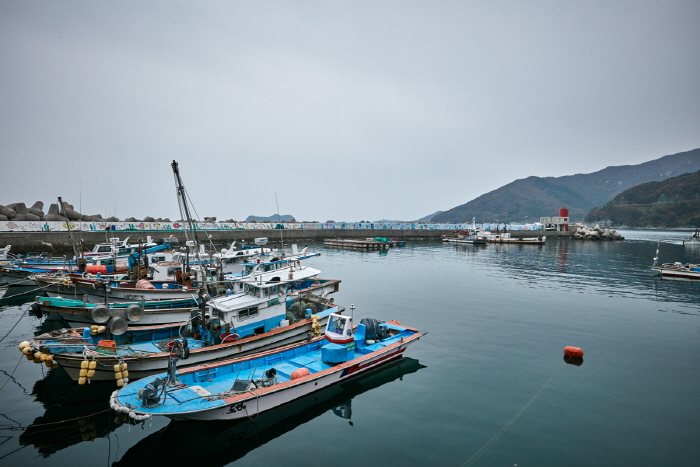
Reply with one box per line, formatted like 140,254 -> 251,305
0,229 -> 574,251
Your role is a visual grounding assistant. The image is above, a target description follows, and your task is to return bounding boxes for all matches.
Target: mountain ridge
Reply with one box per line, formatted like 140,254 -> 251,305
584,170 -> 700,228
431,148 -> 700,223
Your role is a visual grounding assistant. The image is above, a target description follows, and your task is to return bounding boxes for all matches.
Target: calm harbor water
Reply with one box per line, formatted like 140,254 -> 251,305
1,230 -> 699,466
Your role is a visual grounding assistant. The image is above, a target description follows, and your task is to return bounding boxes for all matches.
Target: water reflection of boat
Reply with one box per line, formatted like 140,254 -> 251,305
18,367 -> 126,457
113,357 -> 424,466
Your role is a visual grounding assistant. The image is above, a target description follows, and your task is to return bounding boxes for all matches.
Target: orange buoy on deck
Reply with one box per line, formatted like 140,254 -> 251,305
86,264 -> 107,274
290,368 -> 310,380
564,346 -> 584,358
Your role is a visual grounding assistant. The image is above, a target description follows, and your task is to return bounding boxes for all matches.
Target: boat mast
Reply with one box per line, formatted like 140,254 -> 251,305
58,196 -> 81,268
171,160 -> 210,290
275,193 -> 284,250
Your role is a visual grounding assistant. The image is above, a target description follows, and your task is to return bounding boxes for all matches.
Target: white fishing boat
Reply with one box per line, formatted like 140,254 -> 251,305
110,312 -> 422,421
441,230 -> 487,244
651,262 -> 700,281
0,245 -> 12,260
82,236 -> 159,260
683,230 -> 700,245
483,231 -> 546,244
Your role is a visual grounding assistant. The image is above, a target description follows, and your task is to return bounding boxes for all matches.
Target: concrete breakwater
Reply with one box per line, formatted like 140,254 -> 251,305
0,228 -> 575,251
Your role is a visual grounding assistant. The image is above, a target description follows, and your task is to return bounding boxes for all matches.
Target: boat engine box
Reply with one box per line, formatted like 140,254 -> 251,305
321,343 -> 353,364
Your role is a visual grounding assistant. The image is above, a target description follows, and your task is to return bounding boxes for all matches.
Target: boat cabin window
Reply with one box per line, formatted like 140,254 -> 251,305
243,284 -> 262,297
327,315 -> 347,335
96,246 -> 112,253
237,306 -> 259,321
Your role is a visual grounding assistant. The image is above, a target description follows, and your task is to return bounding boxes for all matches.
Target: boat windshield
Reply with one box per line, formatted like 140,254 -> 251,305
327,315 -> 346,335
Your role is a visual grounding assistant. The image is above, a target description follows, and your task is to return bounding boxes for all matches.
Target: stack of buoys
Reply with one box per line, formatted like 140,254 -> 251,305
18,341 -> 57,368
114,362 -> 129,387
78,359 -> 98,385
109,389 -> 151,422
311,315 -> 321,337
19,341 -> 33,359
563,346 -> 584,366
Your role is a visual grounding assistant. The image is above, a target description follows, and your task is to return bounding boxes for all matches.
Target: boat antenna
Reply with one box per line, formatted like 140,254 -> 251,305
275,193 -> 284,250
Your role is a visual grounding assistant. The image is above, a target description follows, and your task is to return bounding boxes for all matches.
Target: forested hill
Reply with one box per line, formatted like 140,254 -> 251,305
431,148 -> 700,223
585,170 -> 700,228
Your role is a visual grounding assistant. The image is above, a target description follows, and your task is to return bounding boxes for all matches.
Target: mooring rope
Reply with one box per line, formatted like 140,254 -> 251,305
0,408 -> 116,434
0,355 -> 24,393
0,284 -> 50,301
0,306 -> 29,345
460,362 -> 566,467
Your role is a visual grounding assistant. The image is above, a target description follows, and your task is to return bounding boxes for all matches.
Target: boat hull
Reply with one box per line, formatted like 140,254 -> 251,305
39,309 -> 338,381
651,266 -> 700,281
167,336 -> 419,421
442,237 -> 487,244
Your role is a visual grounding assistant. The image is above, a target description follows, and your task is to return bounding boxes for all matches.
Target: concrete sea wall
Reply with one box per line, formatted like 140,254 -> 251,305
0,221 -> 572,251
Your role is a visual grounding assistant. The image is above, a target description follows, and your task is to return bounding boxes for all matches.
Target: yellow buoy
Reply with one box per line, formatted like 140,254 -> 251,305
87,369 -> 95,378
45,354 -> 54,363
120,362 -> 128,371
26,354 -> 34,360
115,371 -> 123,380
113,364 -> 121,372
97,326 -> 107,333
88,360 -> 96,370
79,369 -> 88,377
81,361 -> 89,369
116,378 -> 124,387
18,341 -> 30,351
22,347 -> 33,355
78,376 -> 87,385
122,370 -> 129,378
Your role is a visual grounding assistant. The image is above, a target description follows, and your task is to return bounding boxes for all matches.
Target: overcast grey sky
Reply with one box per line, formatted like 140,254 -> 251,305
1,1 -> 698,222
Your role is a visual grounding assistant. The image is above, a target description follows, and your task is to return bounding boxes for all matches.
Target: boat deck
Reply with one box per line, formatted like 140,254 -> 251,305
116,324 -> 416,416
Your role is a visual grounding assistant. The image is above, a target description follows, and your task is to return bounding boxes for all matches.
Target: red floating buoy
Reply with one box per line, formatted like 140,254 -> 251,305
564,346 -> 584,358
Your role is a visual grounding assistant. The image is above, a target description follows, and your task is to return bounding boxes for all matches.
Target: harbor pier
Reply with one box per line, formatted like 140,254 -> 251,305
0,228 -> 575,252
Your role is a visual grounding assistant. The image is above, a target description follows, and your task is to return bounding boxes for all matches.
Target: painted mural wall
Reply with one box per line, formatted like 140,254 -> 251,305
0,221 -> 545,233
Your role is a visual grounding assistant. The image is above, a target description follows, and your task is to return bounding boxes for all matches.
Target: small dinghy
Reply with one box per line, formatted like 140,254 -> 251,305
110,312 -> 422,421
